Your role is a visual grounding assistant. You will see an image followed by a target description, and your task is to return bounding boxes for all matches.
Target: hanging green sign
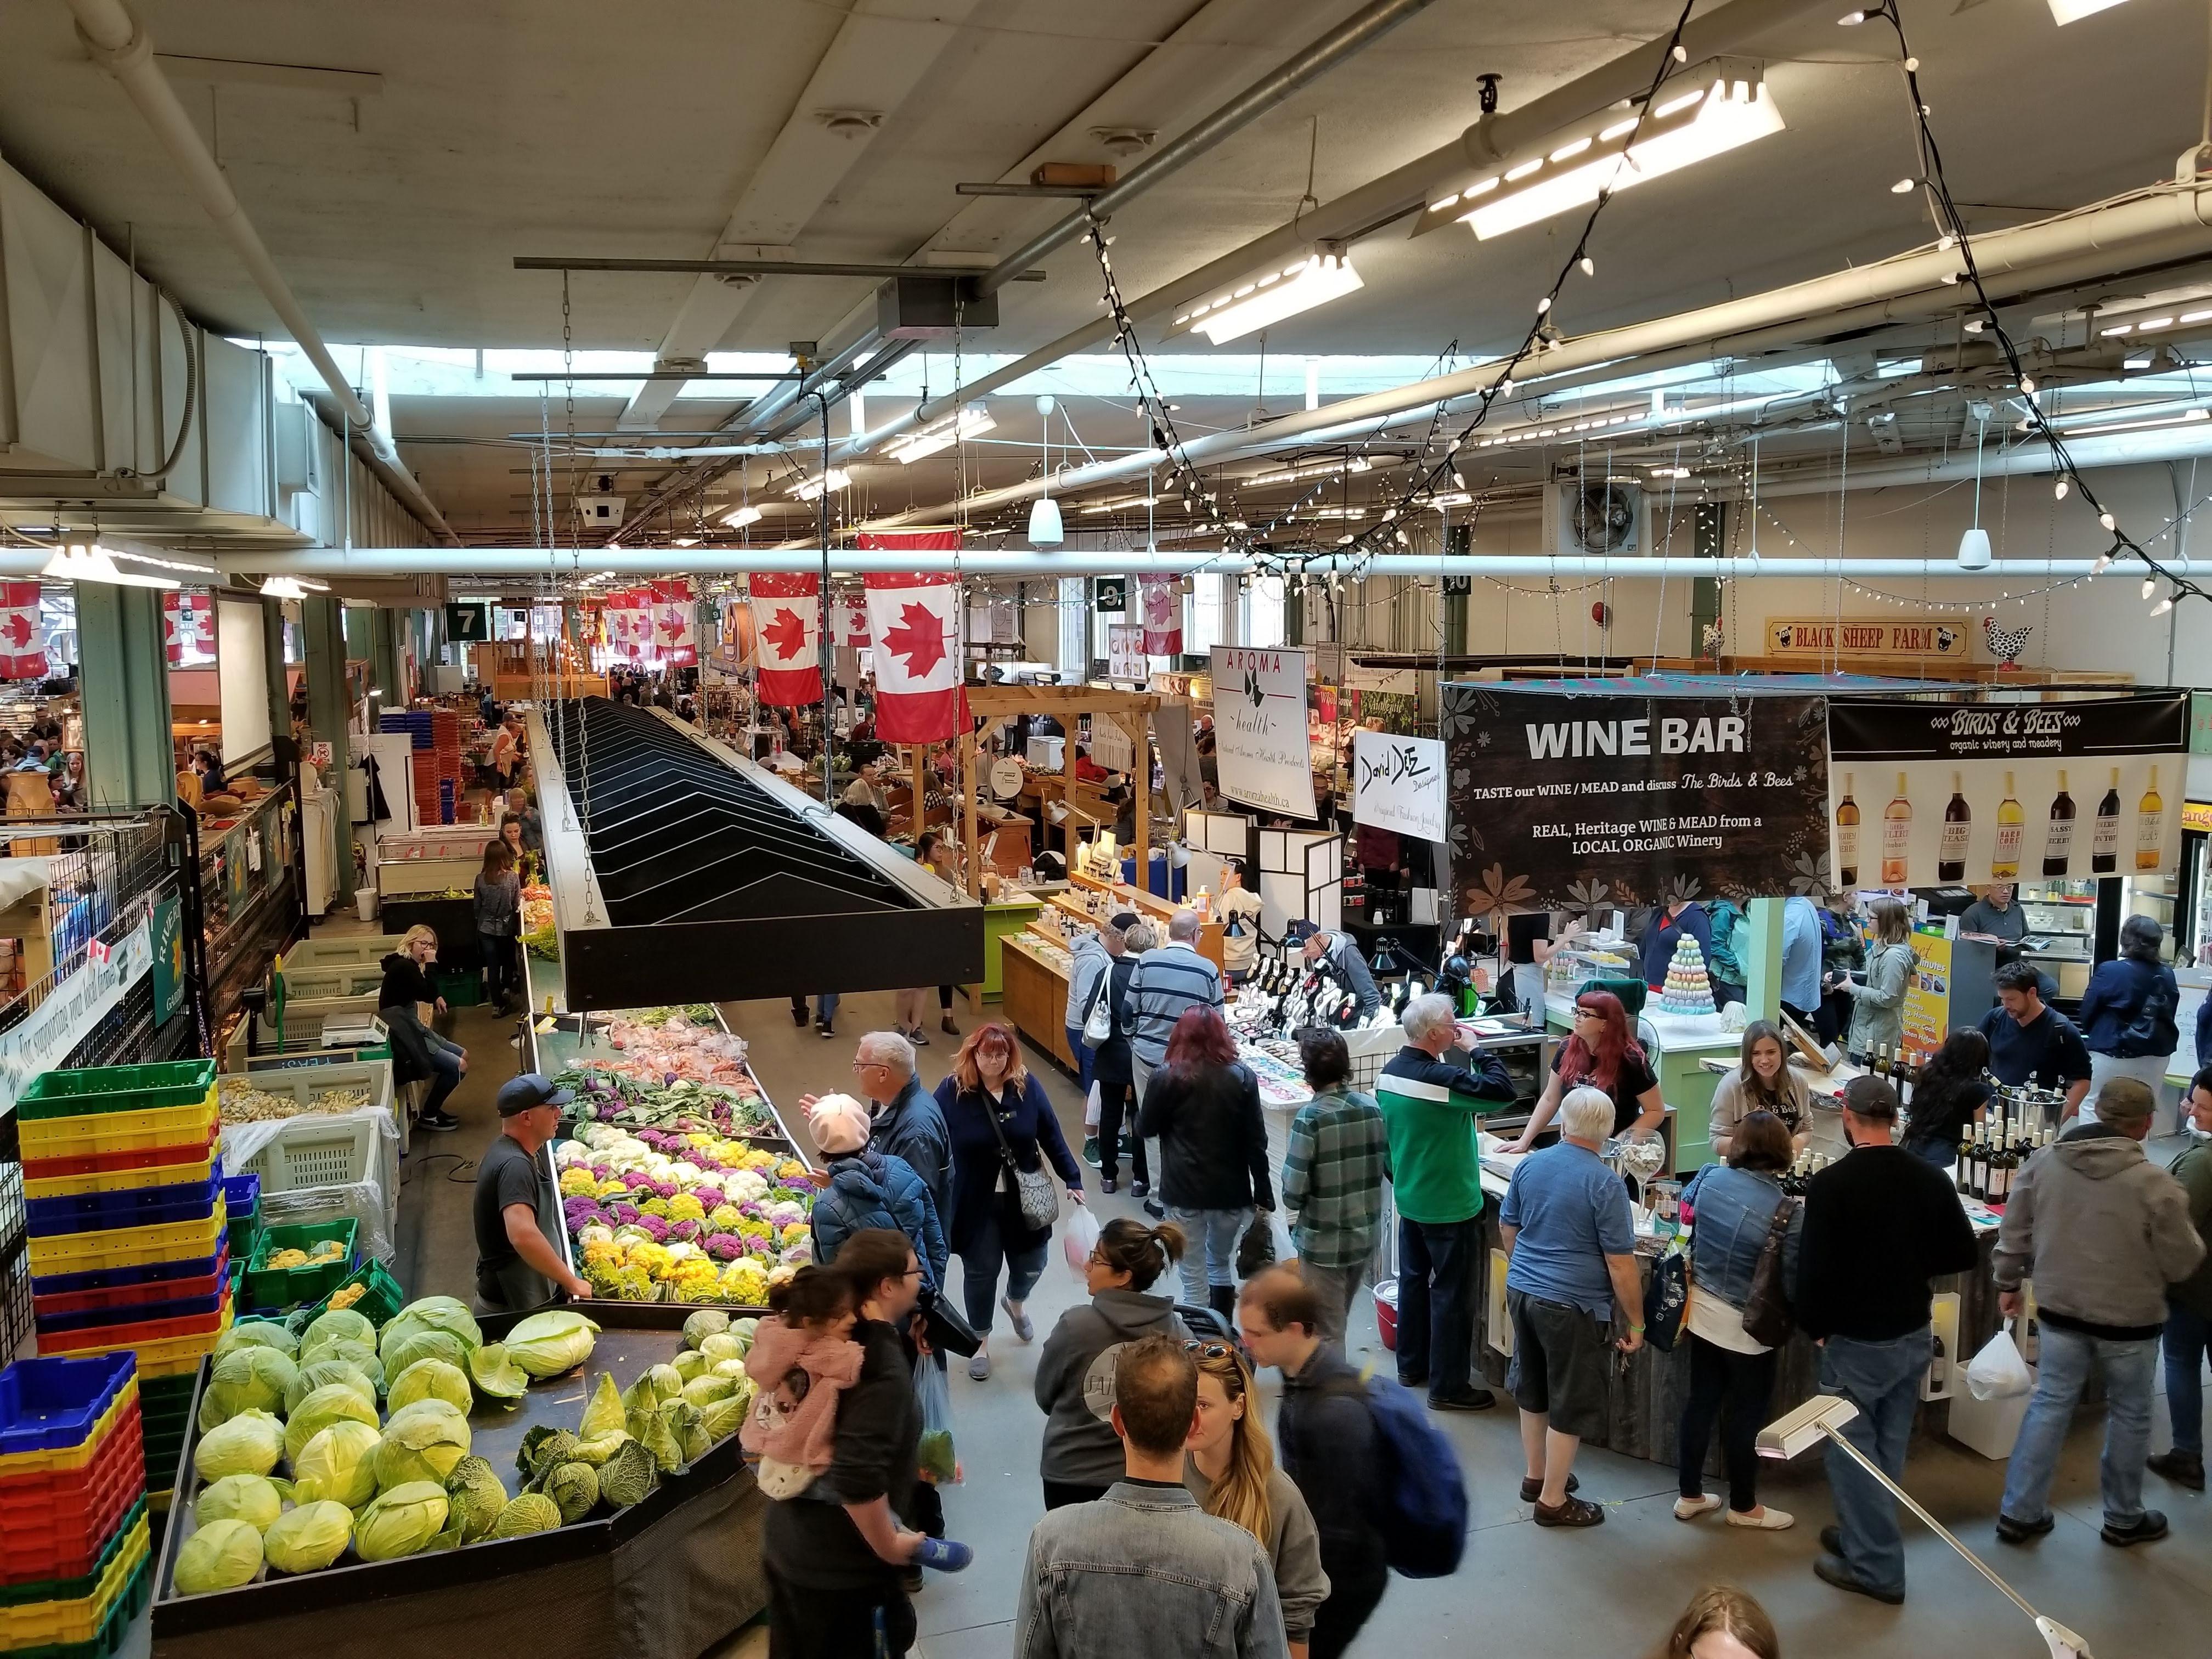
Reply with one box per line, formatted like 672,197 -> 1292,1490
150,895 -> 183,1028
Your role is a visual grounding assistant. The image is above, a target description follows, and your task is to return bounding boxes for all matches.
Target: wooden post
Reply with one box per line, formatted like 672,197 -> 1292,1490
1060,713 -> 1079,862
1129,712 -> 1150,896
961,729 -> 980,899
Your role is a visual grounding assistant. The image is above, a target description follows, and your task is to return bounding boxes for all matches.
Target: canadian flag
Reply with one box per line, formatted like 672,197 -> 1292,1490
749,573 -> 822,706
833,593 -> 871,649
859,532 -> 963,743
649,579 -> 697,667
0,583 -> 45,681
1139,576 -> 1182,657
162,591 -> 214,667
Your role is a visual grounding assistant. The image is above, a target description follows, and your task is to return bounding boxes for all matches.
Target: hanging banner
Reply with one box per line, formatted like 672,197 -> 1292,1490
1900,930 -> 1954,1062
717,597 -> 754,671
162,591 -> 215,667
749,572 -> 823,707
1107,624 -> 1148,682
1352,730 -> 1448,844
0,915 -> 154,1111
859,531 -> 964,743
833,593 -> 871,649
647,579 -> 697,667
1441,684 -> 1831,916
1764,617 -> 1971,660
1139,577 -> 1182,657
1825,691 -> 2188,888
1211,646 -> 1316,819
0,583 -> 47,681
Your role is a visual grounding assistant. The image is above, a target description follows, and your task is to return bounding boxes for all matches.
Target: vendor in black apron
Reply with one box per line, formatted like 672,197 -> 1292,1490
473,1073 -> 591,1312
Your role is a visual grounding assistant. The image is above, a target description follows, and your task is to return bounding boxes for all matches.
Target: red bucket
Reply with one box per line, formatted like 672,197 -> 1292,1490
1372,1277 -> 1399,1352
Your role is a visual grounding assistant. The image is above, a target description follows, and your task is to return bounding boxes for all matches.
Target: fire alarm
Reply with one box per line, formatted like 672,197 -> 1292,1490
1590,601 -> 1612,627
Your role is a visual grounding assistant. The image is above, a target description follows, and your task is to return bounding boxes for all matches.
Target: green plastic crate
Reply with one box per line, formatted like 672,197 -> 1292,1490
302,1260 -> 405,1329
434,969 -> 482,1007
241,1220 -> 357,1312
15,1061 -> 217,1121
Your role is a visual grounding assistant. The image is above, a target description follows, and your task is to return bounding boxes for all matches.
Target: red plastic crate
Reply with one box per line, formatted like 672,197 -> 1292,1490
31,1252 -> 228,1321
35,1292 -> 229,1356
0,1407 -> 141,1508
20,1130 -> 219,1184
0,1427 -> 144,1585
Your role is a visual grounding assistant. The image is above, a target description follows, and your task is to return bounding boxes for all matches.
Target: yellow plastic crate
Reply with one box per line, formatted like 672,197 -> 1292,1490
0,1521 -> 148,1649
24,1148 -> 221,1201
0,1380 -> 139,1480
20,1101 -> 220,1165
61,1303 -> 231,1376
26,1199 -> 227,1276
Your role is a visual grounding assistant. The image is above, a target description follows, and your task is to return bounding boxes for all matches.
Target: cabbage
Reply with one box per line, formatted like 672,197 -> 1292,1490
628,1401 -> 683,1473
444,1455 -> 509,1543
671,1350 -> 708,1385
596,1439 -> 657,1509
291,1420 -> 381,1508
681,1374 -> 735,1410
198,1348 -> 298,1431
283,1384 -> 380,1469
698,1391 -> 749,1444
570,1432 -> 630,1467
194,1474 -> 283,1532
697,1332 -> 742,1368
353,1481 -> 449,1561
217,1321 -> 298,1359
373,1400 -> 472,1491
173,1518 -> 263,1593
387,1358 -> 472,1416
489,1492 -> 561,1537
648,1363 -> 684,1403
731,1318 -> 759,1355
380,1300 -> 481,1363
578,1373 -> 625,1440
262,1501 -> 353,1575
195,1410 -> 284,1481
505,1310 -> 599,1378
710,1358 -> 748,1381
466,1343 -> 528,1404
382,1328 -> 470,1383
517,1426 -> 578,1481
285,1357 -> 378,1417
300,1307 -> 375,1357
545,1461 -> 598,1523
296,1338 -> 383,1397
681,1309 -> 730,1348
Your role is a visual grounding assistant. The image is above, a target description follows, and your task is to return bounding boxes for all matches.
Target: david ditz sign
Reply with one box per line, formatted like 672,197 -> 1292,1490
1441,684 -> 1832,913
1825,692 -> 2189,889
1212,646 -> 1317,819
1353,730 -> 1447,843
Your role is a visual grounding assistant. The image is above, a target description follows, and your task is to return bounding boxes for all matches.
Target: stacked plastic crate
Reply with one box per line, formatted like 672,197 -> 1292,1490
18,1061 -> 230,1507
381,710 -> 452,827
432,709 -> 464,825
0,1353 -> 153,1658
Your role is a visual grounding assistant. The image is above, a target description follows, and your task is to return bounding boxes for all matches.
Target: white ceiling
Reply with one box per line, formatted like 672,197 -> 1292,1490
1,0 -> 2205,540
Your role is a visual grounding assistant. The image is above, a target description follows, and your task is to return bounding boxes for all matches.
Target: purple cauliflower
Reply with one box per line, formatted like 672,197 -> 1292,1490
607,1202 -> 641,1226
667,1218 -> 702,1243
634,1214 -> 672,1243
704,1234 -> 743,1261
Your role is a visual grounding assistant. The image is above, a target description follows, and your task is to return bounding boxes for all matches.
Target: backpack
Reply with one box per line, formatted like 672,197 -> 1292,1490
1703,901 -> 1746,986
2114,966 -> 2178,1059
1323,1367 -> 1469,1578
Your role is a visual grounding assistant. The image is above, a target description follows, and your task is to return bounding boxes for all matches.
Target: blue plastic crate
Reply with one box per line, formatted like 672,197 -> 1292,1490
28,1245 -> 226,1300
26,1167 -> 222,1240
218,1173 -> 259,1216
0,1355 -> 136,1457
33,1280 -> 227,1335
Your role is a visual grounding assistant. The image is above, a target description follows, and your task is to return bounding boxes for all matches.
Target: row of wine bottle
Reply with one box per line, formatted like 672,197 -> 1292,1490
1835,765 -> 2162,886
1955,1114 -> 2055,1204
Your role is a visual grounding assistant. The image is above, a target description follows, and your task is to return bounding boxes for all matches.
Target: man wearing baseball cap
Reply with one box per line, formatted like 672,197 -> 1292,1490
473,1073 -> 590,1312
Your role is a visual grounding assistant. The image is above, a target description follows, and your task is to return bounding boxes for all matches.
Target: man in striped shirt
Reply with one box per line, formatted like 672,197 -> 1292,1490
1378,994 -> 1516,1412
1123,910 -> 1224,1215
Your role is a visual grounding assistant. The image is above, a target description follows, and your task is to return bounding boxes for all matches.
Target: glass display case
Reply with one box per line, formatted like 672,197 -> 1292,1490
2014,878 -> 2096,997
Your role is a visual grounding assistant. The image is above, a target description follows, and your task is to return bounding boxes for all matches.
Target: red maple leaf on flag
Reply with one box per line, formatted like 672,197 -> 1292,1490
884,600 -> 947,678
762,606 -> 810,661
3,615 -> 33,648
657,611 -> 687,642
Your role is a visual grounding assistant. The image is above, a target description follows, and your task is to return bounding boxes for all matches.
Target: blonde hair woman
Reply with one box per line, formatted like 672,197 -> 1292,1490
379,924 -> 468,1132
1838,898 -> 1915,1060
1183,1340 -> 1329,1657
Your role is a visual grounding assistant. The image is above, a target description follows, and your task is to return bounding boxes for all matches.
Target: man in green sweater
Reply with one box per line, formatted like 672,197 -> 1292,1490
2149,1069 -> 2212,1491
1376,994 -> 1516,1411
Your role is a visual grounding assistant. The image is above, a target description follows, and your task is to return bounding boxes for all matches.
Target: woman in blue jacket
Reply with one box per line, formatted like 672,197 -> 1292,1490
805,1095 -> 947,1293
1675,1111 -> 1803,1532
2076,914 -> 2180,1111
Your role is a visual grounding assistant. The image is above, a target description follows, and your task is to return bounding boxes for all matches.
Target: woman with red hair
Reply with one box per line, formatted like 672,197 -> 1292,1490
1508,989 -> 1666,1152
1138,1006 -> 1275,1319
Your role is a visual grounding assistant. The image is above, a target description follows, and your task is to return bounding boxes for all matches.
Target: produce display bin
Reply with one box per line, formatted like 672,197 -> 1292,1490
14,1062 -> 217,1122
217,1060 -> 394,1138
24,1146 -> 221,1201
26,1200 -> 228,1277
231,1116 -> 379,1195
32,1251 -> 229,1321
240,1219 -> 356,1311
151,1301 -> 767,1659
19,1101 -> 220,1167
0,1355 -> 137,1460
27,1166 -> 224,1237
271,935 -> 406,975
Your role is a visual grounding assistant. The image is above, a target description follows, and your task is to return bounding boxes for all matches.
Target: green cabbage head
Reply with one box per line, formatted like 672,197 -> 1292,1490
387,1357 -> 472,1416
381,1297 -> 482,1356
373,1399 -> 473,1491
217,1320 -> 298,1359
198,1347 -> 298,1431
466,1342 -> 529,1405
382,1328 -> 470,1383
354,1481 -> 449,1561
444,1455 -> 509,1543
194,1474 -> 283,1533
577,1373 -> 625,1440
291,1419 -> 382,1508
285,1357 -> 377,1417
697,1332 -> 742,1368
300,1306 -> 374,1358
284,1383 -> 380,1469
174,1518 -> 263,1594
261,1500 -> 353,1575
194,1409 -> 284,1482
681,1308 -> 730,1348
505,1309 -> 599,1378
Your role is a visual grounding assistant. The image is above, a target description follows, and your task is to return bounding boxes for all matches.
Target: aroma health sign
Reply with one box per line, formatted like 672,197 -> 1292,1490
1211,646 -> 1317,819
1441,684 -> 1831,914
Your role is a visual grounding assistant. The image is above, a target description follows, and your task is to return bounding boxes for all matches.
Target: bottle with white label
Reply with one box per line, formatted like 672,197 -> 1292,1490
1881,772 -> 1912,886
1939,772 -> 1971,882
1993,772 -> 2023,880
2092,767 -> 2123,874
1835,774 -> 1860,887
2043,770 -> 2075,877
2137,764 -> 2164,871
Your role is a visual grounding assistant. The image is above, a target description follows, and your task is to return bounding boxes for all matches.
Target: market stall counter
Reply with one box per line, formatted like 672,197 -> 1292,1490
150,1301 -> 766,1659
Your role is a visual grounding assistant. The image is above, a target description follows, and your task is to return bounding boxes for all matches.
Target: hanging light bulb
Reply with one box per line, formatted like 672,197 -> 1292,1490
2054,478 -> 2069,500
1891,178 -> 1916,194
2142,575 -> 2158,599
1579,256 -> 1595,276
2153,591 -> 2175,616
2098,511 -> 2116,531
2020,376 -> 2038,394
2091,552 -> 2113,575
1536,296 -> 1552,314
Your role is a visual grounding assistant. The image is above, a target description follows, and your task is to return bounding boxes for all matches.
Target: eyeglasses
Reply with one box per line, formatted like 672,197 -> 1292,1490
1183,1341 -> 1232,1359
901,1266 -> 923,1280
851,1060 -> 887,1073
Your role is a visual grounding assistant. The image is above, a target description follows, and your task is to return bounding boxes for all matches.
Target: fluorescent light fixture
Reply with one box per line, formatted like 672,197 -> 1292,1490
1167,246 -> 1364,346
1420,63 -> 1785,242
2057,406 -> 2211,439
672,537 -> 699,548
1246,455 -> 1373,487
258,575 -> 328,599
787,470 -> 850,501
721,504 -> 763,528
2049,0 -> 2131,21
887,403 -> 996,464
1079,495 -> 1160,515
43,543 -> 179,589
110,548 -> 218,575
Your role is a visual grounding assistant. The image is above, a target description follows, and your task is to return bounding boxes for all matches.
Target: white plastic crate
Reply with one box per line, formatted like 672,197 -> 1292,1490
278,934 -> 408,974
220,1059 -> 399,1248
236,1114 -> 379,1190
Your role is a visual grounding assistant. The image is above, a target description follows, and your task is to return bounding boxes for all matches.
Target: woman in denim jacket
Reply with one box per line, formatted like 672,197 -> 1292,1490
1674,1111 -> 1803,1532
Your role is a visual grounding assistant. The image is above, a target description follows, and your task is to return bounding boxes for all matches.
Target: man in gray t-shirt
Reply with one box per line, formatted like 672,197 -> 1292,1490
1957,884 -> 2028,944
473,1073 -> 590,1312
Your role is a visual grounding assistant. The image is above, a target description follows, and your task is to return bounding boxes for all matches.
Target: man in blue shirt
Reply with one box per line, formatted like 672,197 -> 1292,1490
1498,1086 -> 1645,1529
1978,961 -> 2091,1120
1780,896 -> 1824,1029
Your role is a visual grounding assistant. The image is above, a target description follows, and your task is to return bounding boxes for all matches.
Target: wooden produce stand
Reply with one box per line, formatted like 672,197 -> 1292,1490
959,685 -> 1159,897
1063,869 -> 1225,972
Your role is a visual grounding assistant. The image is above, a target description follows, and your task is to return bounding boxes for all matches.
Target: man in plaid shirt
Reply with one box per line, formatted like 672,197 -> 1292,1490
1280,1028 -> 1389,1347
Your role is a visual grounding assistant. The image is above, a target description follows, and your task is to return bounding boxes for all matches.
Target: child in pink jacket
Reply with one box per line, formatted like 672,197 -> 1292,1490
741,1263 -> 863,1498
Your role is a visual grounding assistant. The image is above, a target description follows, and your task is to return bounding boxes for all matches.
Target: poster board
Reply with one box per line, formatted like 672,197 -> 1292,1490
1352,730 -> 1447,843
1211,646 -> 1317,820
1901,929 -> 1954,1061
1825,692 -> 2188,888
1107,625 -> 1148,682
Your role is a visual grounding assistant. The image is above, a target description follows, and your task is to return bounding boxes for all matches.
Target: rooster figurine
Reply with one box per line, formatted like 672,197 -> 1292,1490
1983,616 -> 2033,670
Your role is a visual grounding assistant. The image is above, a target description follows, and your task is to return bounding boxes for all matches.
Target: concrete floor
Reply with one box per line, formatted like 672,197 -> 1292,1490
362,941 -> 2211,1658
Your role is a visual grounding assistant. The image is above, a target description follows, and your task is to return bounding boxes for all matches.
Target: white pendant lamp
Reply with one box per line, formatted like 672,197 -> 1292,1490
1029,393 -> 1064,545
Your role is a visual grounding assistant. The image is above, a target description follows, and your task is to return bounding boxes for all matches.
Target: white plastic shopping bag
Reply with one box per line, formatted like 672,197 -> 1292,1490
1062,1201 -> 1102,1277
1084,1080 -> 1102,1130
1965,1325 -> 2033,1401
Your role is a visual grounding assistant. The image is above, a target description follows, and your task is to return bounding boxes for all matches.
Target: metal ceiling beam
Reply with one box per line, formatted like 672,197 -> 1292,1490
512,257 -> 1046,283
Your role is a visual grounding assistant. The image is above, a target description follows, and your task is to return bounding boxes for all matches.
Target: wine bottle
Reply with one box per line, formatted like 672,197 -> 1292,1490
2092,766 -> 2123,874
2137,764 -> 2164,872
1939,771 -> 1971,882
1836,775 -> 1861,887
1991,771 -> 2024,880
1882,772 -> 1912,885
1988,1132 -> 2013,1202
2043,769 -> 2075,877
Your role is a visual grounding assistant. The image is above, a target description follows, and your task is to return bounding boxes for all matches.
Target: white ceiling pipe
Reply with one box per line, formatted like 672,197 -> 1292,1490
1751,420 -> 2212,495
836,0 -> 1836,465
69,0 -> 459,546
817,184 -> 2212,543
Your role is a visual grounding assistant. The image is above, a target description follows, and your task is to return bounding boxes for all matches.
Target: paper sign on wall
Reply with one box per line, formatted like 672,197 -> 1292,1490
1353,731 -> 1447,843
1211,646 -> 1316,820
1107,625 -> 1147,682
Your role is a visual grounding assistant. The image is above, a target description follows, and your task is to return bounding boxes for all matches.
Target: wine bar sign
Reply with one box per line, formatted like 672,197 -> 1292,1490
1824,692 -> 2190,889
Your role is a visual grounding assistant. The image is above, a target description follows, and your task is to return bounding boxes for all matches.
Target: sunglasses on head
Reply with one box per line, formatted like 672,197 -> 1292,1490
1183,1341 -> 1232,1359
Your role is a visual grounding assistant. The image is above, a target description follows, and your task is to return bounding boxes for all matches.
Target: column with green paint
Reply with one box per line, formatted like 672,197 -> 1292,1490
76,584 -> 175,810
302,597 -> 352,887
